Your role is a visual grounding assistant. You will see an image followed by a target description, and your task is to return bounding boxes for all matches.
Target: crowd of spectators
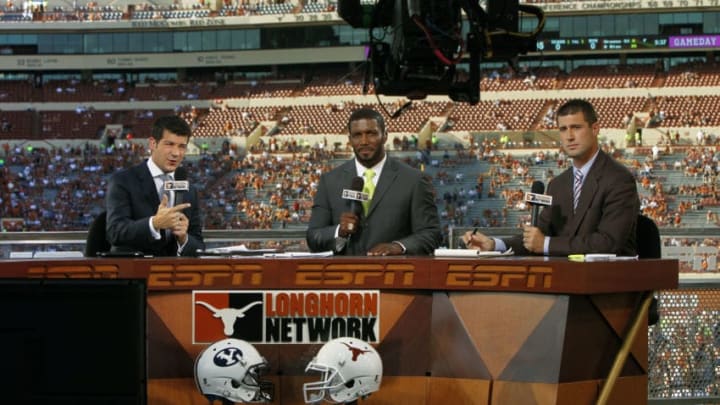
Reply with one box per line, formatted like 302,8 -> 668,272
0,142 -> 139,231
649,295 -> 720,398
3,61 -> 720,274
4,59 -> 720,143
0,0 -> 337,22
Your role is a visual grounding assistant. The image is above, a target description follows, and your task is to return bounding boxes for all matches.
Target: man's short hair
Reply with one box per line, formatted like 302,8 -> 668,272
347,108 -> 386,135
152,115 -> 192,140
556,99 -> 599,125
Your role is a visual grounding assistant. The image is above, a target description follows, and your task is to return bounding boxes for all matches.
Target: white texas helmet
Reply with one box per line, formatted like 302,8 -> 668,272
303,337 -> 382,403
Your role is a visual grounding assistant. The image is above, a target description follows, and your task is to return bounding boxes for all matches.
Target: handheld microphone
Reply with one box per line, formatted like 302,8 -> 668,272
337,177 -> 365,251
343,176 -> 365,217
164,167 -> 189,207
524,180 -> 552,226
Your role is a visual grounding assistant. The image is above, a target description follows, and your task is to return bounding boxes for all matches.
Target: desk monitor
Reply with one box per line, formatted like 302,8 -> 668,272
0,278 -> 147,405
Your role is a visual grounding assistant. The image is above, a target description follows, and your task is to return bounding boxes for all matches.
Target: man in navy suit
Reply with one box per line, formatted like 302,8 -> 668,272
307,108 -> 441,256
106,115 -> 204,256
464,99 -> 639,256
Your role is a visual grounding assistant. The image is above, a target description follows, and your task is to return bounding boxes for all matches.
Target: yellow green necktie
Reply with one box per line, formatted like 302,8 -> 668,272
362,169 -> 375,215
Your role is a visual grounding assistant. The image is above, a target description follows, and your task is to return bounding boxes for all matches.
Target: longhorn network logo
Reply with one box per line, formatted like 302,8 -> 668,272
193,290 -> 380,344
196,300 -> 263,335
193,291 -> 265,343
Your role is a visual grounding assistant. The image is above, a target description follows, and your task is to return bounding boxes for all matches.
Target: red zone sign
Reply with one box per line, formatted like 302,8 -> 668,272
193,290 -> 380,344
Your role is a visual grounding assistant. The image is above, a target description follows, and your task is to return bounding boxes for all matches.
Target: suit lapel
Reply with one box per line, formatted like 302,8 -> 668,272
336,161 -> 357,216
366,158 -> 398,217
134,161 -> 176,252
136,163 -> 160,206
340,160 -> 357,192
568,151 -> 607,234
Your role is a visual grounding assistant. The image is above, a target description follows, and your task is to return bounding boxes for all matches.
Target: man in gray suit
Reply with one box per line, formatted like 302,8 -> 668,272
307,108 -> 442,256
464,99 -> 639,256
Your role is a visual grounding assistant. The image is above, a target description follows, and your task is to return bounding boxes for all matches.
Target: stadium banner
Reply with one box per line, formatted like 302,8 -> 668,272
192,290 -> 380,344
0,2 -> 713,33
541,0 -> 719,12
0,13 -> 341,32
0,47 -> 365,70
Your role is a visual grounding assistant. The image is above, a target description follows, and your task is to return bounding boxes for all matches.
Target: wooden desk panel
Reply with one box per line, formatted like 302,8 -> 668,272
2,256 -> 678,293
0,257 -> 679,405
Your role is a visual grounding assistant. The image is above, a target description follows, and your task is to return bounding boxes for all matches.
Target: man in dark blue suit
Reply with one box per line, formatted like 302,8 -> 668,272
106,115 -> 204,256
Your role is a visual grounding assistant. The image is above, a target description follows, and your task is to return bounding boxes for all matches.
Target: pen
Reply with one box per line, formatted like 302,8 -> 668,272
460,228 -> 479,249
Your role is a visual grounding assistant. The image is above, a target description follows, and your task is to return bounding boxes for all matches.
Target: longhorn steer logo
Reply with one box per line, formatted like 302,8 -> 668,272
196,300 -> 263,336
341,341 -> 372,361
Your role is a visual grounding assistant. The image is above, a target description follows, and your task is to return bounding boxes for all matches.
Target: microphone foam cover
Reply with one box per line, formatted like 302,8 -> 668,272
174,166 -> 187,181
531,180 -> 545,194
351,176 -> 364,192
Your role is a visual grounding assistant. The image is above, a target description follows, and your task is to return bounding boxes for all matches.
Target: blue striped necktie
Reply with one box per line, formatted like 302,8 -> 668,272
573,170 -> 583,212
157,173 -> 174,204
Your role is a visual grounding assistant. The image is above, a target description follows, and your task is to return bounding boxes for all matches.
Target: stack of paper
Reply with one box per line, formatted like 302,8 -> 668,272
263,251 -> 334,258
200,245 -> 279,256
434,248 -> 514,257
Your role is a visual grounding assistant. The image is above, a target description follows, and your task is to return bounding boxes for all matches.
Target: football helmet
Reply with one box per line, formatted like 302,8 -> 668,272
194,338 -> 274,403
303,337 -> 382,404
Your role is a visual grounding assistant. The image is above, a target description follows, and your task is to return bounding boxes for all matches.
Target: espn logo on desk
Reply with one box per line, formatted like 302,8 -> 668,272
193,290 -> 380,344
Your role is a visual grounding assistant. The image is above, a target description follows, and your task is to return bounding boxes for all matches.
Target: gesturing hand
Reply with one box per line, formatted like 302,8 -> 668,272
152,194 -> 192,231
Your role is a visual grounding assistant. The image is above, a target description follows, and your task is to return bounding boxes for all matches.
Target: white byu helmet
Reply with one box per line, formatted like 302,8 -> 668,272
303,337 -> 383,404
194,338 -> 274,403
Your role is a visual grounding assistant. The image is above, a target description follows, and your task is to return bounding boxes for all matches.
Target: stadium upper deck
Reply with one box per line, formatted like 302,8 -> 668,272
0,0 -> 716,22
0,0 -> 718,73
1,0 -> 715,21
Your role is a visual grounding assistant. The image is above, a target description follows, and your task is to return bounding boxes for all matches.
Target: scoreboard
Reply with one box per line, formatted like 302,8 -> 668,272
536,34 -> 720,52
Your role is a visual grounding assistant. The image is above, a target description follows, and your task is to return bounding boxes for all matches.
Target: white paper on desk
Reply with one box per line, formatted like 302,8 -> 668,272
263,251 -> 334,258
434,248 -> 514,257
204,244 -> 277,254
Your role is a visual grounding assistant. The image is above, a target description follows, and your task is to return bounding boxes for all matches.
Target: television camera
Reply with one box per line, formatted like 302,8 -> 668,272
338,0 -> 545,104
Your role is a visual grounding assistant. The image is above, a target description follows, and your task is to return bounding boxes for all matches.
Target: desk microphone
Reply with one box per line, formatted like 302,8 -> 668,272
525,181 -> 552,226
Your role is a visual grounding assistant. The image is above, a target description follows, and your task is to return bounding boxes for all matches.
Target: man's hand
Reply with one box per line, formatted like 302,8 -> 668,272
152,194 -> 192,232
338,212 -> 360,238
172,213 -> 189,245
522,226 -> 545,254
367,242 -> 404,256
462,230 -> 496,251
